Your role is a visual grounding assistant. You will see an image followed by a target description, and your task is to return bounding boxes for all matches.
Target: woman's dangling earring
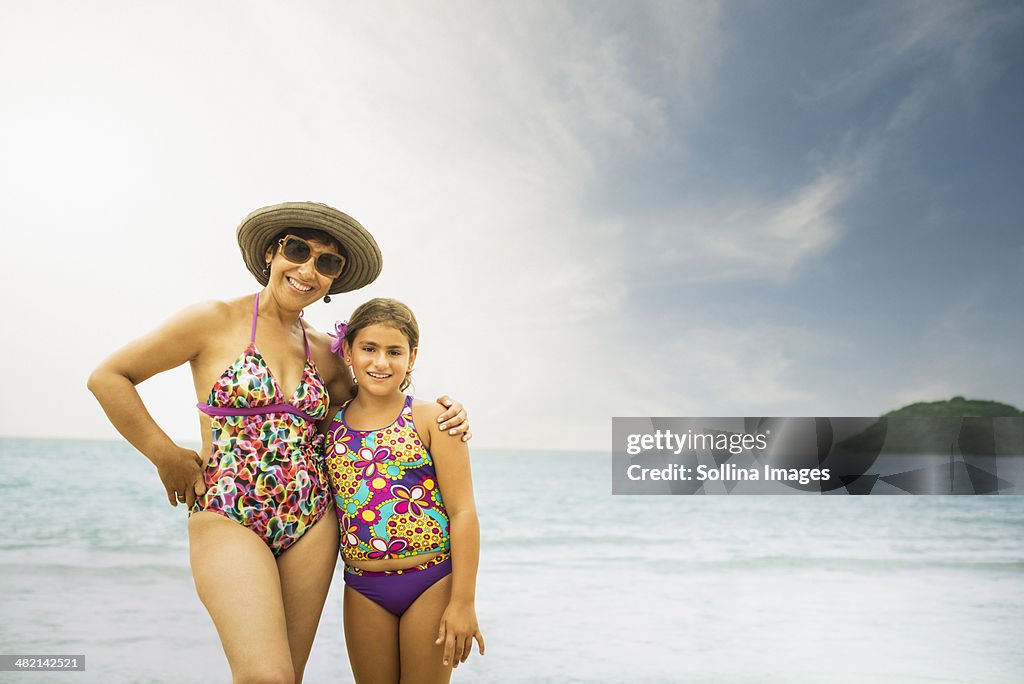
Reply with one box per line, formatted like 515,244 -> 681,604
262,262 -> 270,276
323,294 -> 331,303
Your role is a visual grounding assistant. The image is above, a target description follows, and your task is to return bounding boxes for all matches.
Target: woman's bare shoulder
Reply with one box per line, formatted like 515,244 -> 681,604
170,297 -> 248,333
305,324 -> 334,350
306,325 -> 346,377
149,296 -> 258,357
179,298 -> 231,319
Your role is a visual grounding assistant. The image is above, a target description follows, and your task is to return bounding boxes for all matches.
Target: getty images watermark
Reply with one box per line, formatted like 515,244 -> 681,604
612,417 -> 1024,495
623,427 -> 829,484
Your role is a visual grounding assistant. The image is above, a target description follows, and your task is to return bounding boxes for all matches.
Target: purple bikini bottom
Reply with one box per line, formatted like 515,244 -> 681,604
344,554 -> 452,617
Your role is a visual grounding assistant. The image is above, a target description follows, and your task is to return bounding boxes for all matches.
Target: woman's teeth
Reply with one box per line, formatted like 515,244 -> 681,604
286,277 -> 312,292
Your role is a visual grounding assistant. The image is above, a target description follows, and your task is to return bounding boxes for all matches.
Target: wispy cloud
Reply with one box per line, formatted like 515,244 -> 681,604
801,0 -> 1023,107
626,164 -> 856,285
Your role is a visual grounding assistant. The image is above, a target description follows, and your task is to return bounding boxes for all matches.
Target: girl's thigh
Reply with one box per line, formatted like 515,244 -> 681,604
188,511 -> 294,682
344,584 -> 400,684
276,507 -> 340,680
399,574 -> 454,684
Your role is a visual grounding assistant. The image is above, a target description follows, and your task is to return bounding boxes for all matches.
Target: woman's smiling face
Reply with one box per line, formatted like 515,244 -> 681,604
346,323 -> 417,396
264,231 -> 342,303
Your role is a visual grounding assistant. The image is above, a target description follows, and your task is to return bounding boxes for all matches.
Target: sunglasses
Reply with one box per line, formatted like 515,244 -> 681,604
277,235 -> 346,279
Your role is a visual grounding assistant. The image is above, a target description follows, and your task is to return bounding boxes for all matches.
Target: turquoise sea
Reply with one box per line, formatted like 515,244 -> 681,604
2,438 -> 1023,683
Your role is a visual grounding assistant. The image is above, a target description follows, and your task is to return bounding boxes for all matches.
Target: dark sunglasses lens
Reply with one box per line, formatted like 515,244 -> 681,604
282,238 -> 311,262
316,254 -> 344,277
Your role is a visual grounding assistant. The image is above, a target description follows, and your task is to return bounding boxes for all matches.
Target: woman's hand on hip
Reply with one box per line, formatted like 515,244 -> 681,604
154,445 -> 207,509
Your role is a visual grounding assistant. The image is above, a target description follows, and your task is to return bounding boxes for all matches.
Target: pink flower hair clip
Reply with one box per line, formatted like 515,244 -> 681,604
328,320 -> 349,358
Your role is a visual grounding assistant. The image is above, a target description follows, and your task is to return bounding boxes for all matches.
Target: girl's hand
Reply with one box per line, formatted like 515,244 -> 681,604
153,445 -> 206,509
435,395 -> 472,442
435,601 -> 485,668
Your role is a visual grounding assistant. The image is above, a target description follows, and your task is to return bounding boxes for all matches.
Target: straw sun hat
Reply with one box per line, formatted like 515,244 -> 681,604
236,201 -> 383,295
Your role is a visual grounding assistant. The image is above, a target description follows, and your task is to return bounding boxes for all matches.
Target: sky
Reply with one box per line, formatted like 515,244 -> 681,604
2,1 -> 1022,451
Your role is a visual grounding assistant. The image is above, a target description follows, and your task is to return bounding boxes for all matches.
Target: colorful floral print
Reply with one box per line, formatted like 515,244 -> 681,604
192,294 -> 331,557
324,395 -> 450,562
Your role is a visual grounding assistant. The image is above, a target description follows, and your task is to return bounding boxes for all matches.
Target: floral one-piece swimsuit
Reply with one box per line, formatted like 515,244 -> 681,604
192,293 -> 331,556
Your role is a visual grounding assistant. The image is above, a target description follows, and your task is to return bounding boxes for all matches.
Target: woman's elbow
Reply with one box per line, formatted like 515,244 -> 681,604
86,367 -> 103,395
87,366 -> 121,397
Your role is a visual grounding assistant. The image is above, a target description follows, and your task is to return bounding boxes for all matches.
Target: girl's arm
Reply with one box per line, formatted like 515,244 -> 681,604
419,401 -> 485,668
87,301 -> 223,508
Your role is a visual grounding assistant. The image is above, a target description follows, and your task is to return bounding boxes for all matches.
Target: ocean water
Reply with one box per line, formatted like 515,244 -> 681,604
1,438 -> 1023,683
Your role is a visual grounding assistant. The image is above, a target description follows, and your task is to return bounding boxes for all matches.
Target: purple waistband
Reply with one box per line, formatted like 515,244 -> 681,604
197,402 -> 319,424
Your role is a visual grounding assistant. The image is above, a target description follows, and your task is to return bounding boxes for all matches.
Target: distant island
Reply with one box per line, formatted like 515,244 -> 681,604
837,397 -> 1022,456
884,396 -> 1022,418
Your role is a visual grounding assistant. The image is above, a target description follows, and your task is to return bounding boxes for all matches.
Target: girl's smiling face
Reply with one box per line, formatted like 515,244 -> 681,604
346,323 -> 417,396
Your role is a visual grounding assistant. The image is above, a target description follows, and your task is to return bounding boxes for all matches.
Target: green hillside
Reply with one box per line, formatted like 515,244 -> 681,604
836,397 -> 1022,456
884,396 -> 1022,418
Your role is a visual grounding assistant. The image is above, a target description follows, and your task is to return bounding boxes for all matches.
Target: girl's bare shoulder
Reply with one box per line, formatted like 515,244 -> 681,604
410,398 -> 445,432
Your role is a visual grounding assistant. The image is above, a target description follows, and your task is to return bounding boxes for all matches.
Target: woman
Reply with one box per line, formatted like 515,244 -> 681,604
88,202 -> 470,683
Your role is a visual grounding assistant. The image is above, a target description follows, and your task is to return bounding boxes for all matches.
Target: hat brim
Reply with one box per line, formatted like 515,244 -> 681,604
237,202 -> 382,295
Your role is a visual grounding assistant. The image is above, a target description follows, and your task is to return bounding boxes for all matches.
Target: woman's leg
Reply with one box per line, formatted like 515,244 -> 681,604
398,574 -> 454,684
188,512 -> 294,684
276,507 -> 340,683
344,583 -> 401,684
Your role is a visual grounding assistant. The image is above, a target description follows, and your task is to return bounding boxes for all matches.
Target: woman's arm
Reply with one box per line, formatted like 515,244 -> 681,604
419,402 -> 485,668
87,301 -> 225,508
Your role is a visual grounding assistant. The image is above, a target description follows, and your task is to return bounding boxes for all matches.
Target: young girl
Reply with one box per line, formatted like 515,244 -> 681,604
324,298 -> 484,683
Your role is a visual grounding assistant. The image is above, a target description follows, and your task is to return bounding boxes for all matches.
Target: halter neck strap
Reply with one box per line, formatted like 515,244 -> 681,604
250,293 -> 260,345
298,317 -> 311,358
